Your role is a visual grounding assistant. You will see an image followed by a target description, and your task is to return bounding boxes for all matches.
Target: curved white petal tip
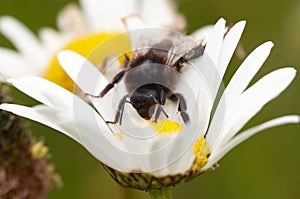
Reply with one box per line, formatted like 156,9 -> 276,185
0,104 -> 9,111
282,67 -> 297,78
57,49 -> 89,79
216,17 -> 226,25
7,77 -> 18,84
264,40 -> 274,48
57,49 -> 87,71
57,50 -> 80,63
122,14 -> 149,30
0,15 -> 14,28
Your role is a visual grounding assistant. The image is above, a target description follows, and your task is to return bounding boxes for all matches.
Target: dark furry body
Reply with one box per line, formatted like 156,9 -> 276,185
87,40 -> 205,124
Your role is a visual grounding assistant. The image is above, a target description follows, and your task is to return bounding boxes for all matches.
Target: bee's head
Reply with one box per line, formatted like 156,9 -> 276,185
130,89 -> 157,120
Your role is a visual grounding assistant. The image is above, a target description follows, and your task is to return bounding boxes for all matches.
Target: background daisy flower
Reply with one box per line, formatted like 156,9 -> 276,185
0,17 -> 298,198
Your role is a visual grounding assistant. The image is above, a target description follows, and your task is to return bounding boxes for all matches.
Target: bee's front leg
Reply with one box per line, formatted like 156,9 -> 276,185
169,93 -> 190,124
106,95 -> 128,125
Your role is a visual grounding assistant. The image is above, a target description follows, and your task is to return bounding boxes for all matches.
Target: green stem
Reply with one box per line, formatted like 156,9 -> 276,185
149,187 -> 173,199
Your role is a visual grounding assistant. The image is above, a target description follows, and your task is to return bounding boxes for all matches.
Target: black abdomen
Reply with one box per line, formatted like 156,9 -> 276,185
124,61 -> 179,95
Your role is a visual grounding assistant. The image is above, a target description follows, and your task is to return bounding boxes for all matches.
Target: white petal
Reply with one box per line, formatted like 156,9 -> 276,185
148,129 -> 197,176
57,3 -> 87,35
57,50 -> 108,93
224,41 -> 274,102
79,0 -> 135,31
145,135 -> 179,175
220,67 -> 296,146
179,62 -> 213,136
206,41 -> 274,148
65,94 -> 137,171
204,18 -> 226,67
122,14 -> 151,31
159,109 -> 213,176
149,102 -> 211,176
122,15 -> 169,51
203,115 -> 300,170
0,48 -> 38,77
190,19 -> 244,105
196,18 -> 226,107
139,0 -> 185,31
38,28 -> 69,54
57,50 -> 115,120
0,16 -> 46,66
189,25 -> 214,44
0,100 -> 137,172
0,104 -> 81,143
217,21 -> 246,94
8,76 -> 73,109
157,135 -> 195,176
163,147 -> 194,176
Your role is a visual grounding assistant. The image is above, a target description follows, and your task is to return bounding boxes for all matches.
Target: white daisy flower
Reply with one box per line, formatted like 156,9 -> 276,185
0,17 -> 299,197
0,0 -> 186,90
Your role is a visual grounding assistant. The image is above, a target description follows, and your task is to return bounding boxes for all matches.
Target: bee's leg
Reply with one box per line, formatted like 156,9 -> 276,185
85,54 -> 130,98
169,93 -> 190,124
153,90 -> 169,122
123,54 -> 130,68
153,105 -> 169,122
154,106 -> 162,123
159,89 -> 166,105
106,95 -> 128,125
85,70 -> 125,98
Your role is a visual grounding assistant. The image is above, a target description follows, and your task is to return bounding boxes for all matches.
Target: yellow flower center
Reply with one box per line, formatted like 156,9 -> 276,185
192,136 -> 210,168
151,119 -> 182,134
43,32 -> 131,91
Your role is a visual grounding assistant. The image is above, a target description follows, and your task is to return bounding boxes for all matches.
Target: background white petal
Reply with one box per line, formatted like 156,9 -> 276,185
57,3 -> 87,35
79,0 -> 136,31
0,48 -> 38,77
0,16 -> 46,67
38,28 -> 69,55
139,0 -> 185,31
122,15 -> 170,51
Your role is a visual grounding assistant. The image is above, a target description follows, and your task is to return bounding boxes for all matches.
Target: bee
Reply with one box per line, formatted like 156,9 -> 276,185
87,39 -> 204,125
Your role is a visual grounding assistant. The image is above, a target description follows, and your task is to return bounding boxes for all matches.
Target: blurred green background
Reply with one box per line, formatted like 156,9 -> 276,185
0,0 -> 299,198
